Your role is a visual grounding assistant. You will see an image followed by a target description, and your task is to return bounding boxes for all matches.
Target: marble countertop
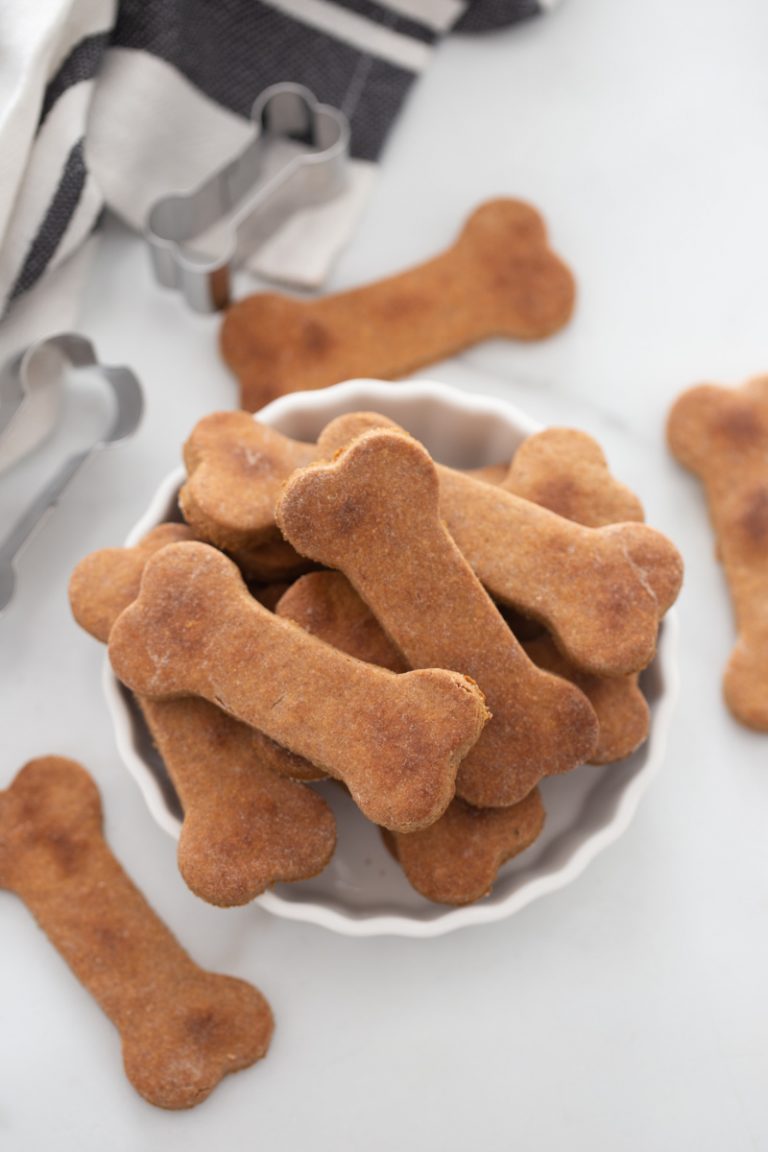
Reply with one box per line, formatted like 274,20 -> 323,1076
2,0 -> 767,1148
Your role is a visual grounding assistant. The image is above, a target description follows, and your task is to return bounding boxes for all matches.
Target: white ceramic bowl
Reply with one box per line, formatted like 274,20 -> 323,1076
105,379 -> 678,937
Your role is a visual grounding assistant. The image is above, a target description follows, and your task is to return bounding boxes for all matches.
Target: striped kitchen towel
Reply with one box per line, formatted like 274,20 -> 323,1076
0,0 -> 555,323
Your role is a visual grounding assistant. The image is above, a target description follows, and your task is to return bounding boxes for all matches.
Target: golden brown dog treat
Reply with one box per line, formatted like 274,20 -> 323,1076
383,789 -> 545,906
276,430 -> 599,808
504,427 -> 645,526
69,528 -> 323,783
221,199 -> 576,410
108,541 -> 489,832
523,635 -> 649,765
69,522 -> 195,643
316,412 -> 682,676
276,571 -> 408,673
502,430 -> 649,761
180,410 -> 316,553
667,377 -> 768,730
437,468 -> 681,677
140,697 -> 336,905
70,529 -> 332,903
0,756 -> 273,1108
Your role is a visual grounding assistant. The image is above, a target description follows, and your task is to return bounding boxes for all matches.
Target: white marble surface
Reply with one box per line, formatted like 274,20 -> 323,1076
2,0 -> 768,1148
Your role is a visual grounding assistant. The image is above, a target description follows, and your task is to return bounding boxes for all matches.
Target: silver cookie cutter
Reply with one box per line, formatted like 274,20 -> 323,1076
145,82 -> 350,314
0,333 -> 143,613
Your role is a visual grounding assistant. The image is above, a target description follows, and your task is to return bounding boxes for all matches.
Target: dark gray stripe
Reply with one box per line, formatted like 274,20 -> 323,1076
10,140 -> 88,302
112,0 -> 421,161
38,32 -> 109,129
455,0 -> 541,33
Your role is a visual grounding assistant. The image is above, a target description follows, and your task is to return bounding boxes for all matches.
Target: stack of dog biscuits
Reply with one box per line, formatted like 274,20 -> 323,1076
70,410 -> 683,908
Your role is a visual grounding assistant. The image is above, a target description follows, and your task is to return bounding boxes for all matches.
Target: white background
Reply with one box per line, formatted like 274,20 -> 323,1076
2,0 -> 768,1147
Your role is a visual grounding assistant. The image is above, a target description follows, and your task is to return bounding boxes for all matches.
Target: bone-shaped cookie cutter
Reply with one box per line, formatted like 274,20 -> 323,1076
0,334 -> 143,613
145,82 -> 350,313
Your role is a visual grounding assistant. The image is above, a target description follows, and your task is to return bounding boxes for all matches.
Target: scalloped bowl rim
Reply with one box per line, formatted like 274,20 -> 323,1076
104,378 -> 679,938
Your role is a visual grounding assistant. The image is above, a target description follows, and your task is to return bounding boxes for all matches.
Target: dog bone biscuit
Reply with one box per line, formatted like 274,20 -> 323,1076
108,541 -> 489,831
0,756 -> 273,1108
180,410 -> 316,554
221,199 -> 576,410
70,524 -> 321,779
438,468 -> 681,676
68,522 -> 195,643
140,697 -> 336,905
503,428 -> 650,760
316,413 -> 680,676
383,790 -> 545,906
667,377 -> 768,729
276,429 -> 600,808
317,415 -> 680,674
70,529 -> 334,904
504,427 -> 645,526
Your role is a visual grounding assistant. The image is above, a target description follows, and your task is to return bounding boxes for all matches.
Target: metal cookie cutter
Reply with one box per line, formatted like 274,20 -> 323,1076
145,82 -> 350,314
0,334 -> 143,613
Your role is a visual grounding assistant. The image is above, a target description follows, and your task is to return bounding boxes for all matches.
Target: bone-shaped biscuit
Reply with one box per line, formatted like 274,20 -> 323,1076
69,522 -> 196,643
180,411 -> 313,553
0,756 -> 273,1108
667,377 -> 768,730
501,431 -> 649,761
108,541 -> 489,831
220,199 -> 576,410
69,525 -> 323,781
70,529 -> 335,905
436,466 -> 679,677
313,413 -> 681,676
503,427 -> 645,526
276,430 -> 600,808
140,698 -> 336,905
382,789 -> 545,906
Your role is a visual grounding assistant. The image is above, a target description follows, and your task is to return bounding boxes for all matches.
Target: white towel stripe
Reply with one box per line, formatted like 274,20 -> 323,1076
0,80 -> 93,305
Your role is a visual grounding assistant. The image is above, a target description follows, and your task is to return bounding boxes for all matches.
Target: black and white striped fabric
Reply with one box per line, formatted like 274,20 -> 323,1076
0,0 -> 555,319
